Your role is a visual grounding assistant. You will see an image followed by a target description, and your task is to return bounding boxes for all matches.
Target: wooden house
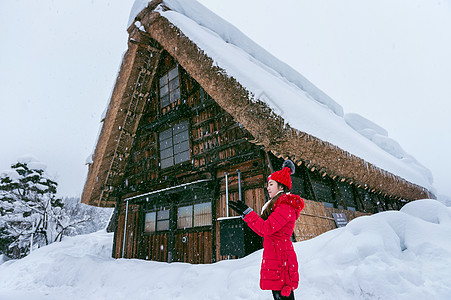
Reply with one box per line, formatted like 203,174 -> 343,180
81,0 -> 434,264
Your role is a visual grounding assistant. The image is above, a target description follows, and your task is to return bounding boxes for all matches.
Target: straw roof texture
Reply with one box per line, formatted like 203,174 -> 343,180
81,1 -> 432,207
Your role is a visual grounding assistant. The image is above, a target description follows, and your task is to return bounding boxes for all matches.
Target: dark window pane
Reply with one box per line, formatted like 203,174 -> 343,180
160,84 -> 169,96
160,120 -> 190,169
159,74 -> 168,86
144,212 -> 156,233
161,157 -> 173,169
160,67 -> 178,107
177,205 -> 192,229
170,88 -> 180,103
174,150 -> 190,164
161,94 -> 170,107
312,179 -> 333,202
159,128 -> 172,142
173,131 -> 189,144
168,67 -> 178,80
169,77 -> 179,91
174,140 -> 189,155
323,202 -> 334,208
337,182 -> 355,208
157,220 -> 170,231
160,148 -> 173,160
160,139 -> 173,151
157,209 -> 170,221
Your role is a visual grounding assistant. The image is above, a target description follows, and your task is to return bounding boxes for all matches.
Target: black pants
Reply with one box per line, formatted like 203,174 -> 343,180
272,290 -> 295,300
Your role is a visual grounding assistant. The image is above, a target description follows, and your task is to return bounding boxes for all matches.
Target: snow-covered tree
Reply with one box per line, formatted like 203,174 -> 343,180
57,196 -> 113,238
0,157 -> 114,259
0,157 -> 64,258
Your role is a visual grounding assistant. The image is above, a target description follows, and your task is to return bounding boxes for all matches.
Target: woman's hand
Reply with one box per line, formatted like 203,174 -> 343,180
228,201 -> 253,217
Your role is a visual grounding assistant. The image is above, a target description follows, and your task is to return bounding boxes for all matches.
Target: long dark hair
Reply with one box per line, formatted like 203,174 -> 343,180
277,182 -> 290,193
261,182 -> 290,220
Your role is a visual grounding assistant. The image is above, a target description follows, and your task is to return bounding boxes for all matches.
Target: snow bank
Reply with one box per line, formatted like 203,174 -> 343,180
0,255 -> 10,265
299,199 -> 451,299
1,199 -> 450,299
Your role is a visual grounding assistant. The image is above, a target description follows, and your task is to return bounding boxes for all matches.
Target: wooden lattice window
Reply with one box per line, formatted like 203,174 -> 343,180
144,209 -> 170,233
159,120 -> 190,169
177,202 -> 212,229
193,202 -> 212,227
159,66 -> 180,108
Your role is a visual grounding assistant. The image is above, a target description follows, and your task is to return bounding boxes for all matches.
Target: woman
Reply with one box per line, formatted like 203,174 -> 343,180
229,160 -> 305,300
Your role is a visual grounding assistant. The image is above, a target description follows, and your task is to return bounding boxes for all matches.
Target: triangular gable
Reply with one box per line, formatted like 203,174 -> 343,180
82,0 -> 433,207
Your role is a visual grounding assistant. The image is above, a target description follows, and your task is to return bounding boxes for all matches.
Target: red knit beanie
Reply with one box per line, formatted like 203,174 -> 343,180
267,160 -> 295,190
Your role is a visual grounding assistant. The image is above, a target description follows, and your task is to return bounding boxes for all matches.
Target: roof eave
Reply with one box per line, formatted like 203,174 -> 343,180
82,3 -> 432,207
138,9 -> 431,201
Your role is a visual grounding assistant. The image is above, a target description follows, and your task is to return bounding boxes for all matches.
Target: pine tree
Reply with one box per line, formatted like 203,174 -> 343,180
0,159 -> 63,258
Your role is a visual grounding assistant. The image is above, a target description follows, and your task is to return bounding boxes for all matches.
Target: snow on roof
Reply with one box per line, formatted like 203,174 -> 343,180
128,0 -> 433,192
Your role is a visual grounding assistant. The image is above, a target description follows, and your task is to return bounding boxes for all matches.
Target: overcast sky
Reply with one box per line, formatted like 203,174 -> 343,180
1,0 -> 450,199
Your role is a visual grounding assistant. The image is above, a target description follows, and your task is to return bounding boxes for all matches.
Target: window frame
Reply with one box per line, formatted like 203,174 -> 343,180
159,120 -> 191,169
159,66 -> 181,108
176,201 -> 212,230
143,208 -> 171,234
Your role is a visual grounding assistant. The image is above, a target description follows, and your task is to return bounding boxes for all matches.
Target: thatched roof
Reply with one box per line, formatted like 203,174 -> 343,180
82,0 -> 433,207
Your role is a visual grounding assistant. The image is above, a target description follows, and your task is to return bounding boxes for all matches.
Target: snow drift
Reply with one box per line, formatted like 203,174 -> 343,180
1,199 -> 450,299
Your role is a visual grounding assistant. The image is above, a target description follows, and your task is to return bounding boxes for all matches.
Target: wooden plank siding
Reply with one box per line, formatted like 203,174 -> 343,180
141,233 -> 168,262
174,230 -> 212,264
114,203 -> 141,259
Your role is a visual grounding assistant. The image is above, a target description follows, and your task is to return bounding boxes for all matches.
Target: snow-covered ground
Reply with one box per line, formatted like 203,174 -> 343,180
1,199 -> 450,300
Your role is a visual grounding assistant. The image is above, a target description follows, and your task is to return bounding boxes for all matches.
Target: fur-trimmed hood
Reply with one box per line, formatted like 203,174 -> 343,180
274,193 -> 305,219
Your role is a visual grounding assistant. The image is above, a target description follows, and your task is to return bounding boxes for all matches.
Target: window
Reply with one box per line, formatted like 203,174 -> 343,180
144,212 -> 156,233
159,66 -> 180,108
177,202 -> 212,229
177,205 -> 193,229
194,202 -> 212,227
311,177 -> 333,202
159,120 -> 190,169
156,209 -> 170,231
337,182 -> 356,209
144,209 -> 170,233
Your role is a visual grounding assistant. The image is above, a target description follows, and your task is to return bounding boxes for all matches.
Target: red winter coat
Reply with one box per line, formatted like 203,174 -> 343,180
244,193 -> 305,295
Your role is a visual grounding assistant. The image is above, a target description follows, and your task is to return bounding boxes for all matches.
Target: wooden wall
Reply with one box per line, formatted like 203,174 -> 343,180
174,230 -> 212,264
114,202 -> 141,259
140,233 -> 168,262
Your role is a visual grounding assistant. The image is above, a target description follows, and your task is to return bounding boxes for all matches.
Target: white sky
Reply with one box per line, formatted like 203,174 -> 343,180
1,0 -> 450,198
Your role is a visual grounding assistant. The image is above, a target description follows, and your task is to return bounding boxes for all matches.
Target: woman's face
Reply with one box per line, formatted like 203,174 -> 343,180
267,179 -> 284,199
